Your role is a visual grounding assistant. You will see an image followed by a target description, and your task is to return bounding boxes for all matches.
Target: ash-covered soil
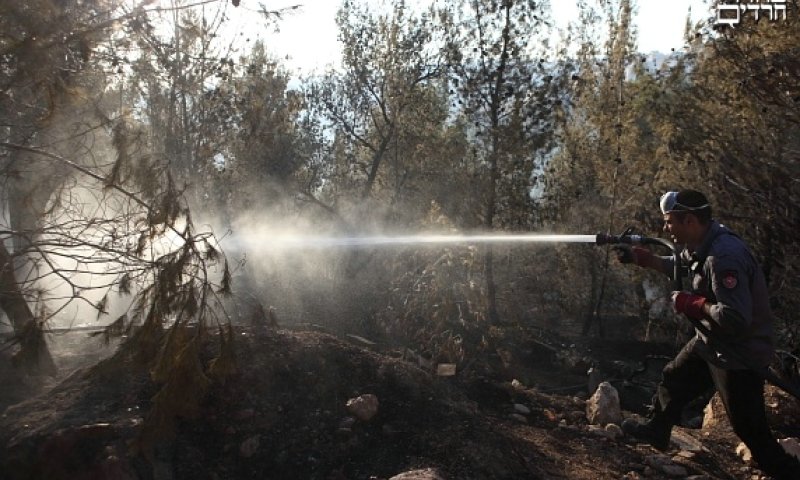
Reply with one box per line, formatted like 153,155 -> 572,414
1,326 -> 798,480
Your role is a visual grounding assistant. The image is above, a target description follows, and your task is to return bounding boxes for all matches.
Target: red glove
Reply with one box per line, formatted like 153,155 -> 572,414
613,245 -> 654,268
671,291 -> 707,320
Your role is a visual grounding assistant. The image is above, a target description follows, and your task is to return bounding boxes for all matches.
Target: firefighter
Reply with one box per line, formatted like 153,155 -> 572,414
616,189 -> 800,479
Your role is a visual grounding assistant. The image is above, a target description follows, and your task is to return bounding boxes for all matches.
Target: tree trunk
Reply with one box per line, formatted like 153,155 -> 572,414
0,241 -> 56,375
362,121 -> 396,199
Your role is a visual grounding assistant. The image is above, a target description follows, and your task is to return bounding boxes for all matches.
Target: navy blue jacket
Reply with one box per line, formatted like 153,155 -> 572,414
664,221 -> 775,368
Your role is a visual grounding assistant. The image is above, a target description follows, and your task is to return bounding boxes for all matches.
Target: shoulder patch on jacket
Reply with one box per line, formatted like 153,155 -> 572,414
722,270 -> 738,289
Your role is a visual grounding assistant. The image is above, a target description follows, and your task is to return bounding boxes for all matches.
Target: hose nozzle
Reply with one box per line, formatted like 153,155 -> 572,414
595,233 -> 645,245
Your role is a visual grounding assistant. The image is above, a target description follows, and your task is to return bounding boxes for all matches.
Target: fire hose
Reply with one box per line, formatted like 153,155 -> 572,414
596,232 -> 800,401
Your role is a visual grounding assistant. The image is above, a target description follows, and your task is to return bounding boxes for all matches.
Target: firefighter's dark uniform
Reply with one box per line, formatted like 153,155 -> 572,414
654,220 -> 800,479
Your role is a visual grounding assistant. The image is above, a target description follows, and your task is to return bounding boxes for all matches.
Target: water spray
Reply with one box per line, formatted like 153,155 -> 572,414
227,227 -> 800,398
248,233 -> 599,248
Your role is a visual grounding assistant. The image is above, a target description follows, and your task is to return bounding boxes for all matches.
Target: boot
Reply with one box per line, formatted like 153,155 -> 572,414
621,417 -> 672,451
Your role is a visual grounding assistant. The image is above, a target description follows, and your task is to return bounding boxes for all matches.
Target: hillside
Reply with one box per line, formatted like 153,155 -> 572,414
2,327 -> 797,480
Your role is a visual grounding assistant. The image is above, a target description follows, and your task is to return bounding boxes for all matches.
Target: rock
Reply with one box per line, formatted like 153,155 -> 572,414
779,437 -> 800,460
389,468 -> 445,480
670,429 -> 704,452
621,472 -> 642,480
513,403 -> 531,415
736,442 -> 753,463
239,435 -> 260,458
673,450 -> 695,460
511,379 -> 526,390
702,393 -> 731,433
346,394 -> 379,422
510,413 -> 528,423
585,381 -> 622,426
436,363 -> 456,376
587,424 -> 614,439
605,423 -> 623,439
543,409 -> 559,422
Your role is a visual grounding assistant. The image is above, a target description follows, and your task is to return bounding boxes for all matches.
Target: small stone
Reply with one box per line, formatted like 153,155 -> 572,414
239,435 -> 260,458
389,468 -> 445,480
346,394 -> 379,422
736,442 -> 753,463
621,472 -> 641,480
511,379 -> 525,390
558,419 -> 568,428
585,381 -> 622,426
510,413 -> 528,423
673,450 -> 695,460
670,429 -> 704,452
605,423 -> 623,439
513,404 -> 531,415
779,437 -> 800,460
702,393 -> 731,433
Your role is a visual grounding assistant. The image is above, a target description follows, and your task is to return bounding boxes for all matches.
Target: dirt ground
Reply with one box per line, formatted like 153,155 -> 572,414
1,326 -> 798,480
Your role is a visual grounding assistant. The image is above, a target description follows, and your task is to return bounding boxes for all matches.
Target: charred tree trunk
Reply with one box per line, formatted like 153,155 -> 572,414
0,241 -> 56,375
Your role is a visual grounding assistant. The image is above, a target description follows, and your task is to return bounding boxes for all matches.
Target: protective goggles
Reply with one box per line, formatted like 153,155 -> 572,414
660,191 -> 709,214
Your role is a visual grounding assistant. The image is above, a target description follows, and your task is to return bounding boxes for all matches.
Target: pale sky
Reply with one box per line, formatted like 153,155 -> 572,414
224,0 -> 711,74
